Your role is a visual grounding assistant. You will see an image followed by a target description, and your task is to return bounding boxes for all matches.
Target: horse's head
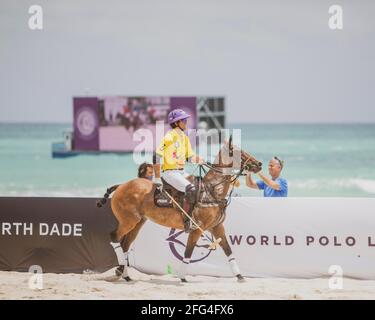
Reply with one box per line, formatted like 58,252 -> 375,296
239,148 -> 262,174
213,134 -> 262,174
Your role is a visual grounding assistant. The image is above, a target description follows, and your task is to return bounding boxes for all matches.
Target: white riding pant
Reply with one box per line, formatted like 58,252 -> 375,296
161,170 -> 191,192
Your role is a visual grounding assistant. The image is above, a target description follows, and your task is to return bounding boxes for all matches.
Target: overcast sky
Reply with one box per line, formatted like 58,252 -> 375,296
1,0 -> 374,123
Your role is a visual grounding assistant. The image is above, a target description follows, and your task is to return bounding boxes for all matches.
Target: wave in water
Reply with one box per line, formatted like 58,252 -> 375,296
350,179 -> 375,194
290,179 -> 375,194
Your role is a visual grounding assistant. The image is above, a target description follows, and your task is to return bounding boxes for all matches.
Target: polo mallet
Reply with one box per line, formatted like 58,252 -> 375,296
163,190 -> 222,250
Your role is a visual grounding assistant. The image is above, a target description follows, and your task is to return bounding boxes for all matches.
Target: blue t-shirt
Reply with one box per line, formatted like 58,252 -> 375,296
256,177 -> 288,197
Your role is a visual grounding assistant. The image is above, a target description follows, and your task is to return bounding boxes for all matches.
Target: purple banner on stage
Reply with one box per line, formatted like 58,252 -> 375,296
98,96 -> 171,152
73,98 -> 99,150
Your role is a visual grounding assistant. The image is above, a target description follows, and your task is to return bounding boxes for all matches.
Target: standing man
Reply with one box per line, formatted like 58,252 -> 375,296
138,162 -> 154,180
246,156 -> 288,197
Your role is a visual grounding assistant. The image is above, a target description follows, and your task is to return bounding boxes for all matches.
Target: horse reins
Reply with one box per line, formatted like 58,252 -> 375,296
199,154 -> 253,208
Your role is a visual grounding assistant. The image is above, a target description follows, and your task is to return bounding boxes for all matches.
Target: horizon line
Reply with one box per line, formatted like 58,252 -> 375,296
1,121 -> 375,125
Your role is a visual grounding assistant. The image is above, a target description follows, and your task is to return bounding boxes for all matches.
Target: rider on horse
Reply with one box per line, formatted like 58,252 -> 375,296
153,108 -> 204,233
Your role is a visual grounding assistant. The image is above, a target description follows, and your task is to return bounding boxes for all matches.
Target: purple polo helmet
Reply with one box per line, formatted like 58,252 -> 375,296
167,108 -> 190,125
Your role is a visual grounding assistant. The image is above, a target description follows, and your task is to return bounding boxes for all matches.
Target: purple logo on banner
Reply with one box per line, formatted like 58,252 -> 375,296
74,98 -> 99,150
166,228 -> 213,263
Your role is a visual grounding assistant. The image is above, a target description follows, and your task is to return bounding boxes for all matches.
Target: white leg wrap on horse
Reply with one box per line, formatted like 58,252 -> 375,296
177,258 -> 190,279
228,255 -> 241,276
122,253 -> 130,278
123,251 -> 129,266
110,242 -> 127,266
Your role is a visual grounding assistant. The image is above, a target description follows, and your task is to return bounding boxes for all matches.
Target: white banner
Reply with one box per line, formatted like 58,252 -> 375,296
130,197 -> 375,279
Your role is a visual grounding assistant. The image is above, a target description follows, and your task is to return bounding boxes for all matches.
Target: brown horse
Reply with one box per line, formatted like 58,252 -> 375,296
97,138 -> 262,282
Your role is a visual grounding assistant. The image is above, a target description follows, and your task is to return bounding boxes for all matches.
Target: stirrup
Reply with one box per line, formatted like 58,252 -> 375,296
184,219 -> 198,233
184,220 -> 191,233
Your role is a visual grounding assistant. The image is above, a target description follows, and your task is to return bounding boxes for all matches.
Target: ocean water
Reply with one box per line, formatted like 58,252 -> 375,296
0,123 -> 374,198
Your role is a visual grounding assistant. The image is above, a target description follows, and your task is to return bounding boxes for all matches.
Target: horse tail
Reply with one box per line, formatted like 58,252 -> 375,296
96,184 -> 120,208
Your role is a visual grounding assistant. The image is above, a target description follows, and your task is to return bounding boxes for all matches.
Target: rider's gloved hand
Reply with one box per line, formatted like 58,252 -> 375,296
197,157 -> 205,165
154,177 -> 163,191
193,155 -> 205,165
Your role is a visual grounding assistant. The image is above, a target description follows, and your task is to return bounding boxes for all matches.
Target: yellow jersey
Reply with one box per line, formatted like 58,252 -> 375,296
156,128 -> 195,171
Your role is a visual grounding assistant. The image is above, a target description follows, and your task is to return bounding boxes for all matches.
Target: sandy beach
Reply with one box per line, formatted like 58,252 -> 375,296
1,268 -> 375,300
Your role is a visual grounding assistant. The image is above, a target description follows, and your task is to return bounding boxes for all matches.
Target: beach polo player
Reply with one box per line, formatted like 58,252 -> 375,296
153,109 -> 204,233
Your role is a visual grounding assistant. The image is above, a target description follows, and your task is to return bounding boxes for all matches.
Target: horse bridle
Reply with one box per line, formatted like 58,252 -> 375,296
198,152 -> 259,208
204,151 -> 257,177
197,132 -> 261,206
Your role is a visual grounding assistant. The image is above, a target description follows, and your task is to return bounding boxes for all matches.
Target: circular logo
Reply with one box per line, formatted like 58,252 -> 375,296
166,228 -> 213,263
76,107 -> 97,139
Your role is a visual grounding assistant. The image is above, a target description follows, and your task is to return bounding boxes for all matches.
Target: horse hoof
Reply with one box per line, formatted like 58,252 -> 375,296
123,276 -> 132,282
181,278 -> 188,283
237,275 -> 246,283
115,267 -> 124,277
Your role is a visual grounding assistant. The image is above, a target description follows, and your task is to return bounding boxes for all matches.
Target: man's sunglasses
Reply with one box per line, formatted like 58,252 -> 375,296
274,156 -> 284,169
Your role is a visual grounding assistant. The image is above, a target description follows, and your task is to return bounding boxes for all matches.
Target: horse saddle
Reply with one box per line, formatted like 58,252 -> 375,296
153,178 -> 185,208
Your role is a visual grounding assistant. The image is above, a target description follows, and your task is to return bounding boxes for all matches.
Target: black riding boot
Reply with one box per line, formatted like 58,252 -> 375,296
183,184 -> 196,233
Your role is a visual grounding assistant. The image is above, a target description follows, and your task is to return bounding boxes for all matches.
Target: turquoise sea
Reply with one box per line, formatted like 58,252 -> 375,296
0,123 -> 374,198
